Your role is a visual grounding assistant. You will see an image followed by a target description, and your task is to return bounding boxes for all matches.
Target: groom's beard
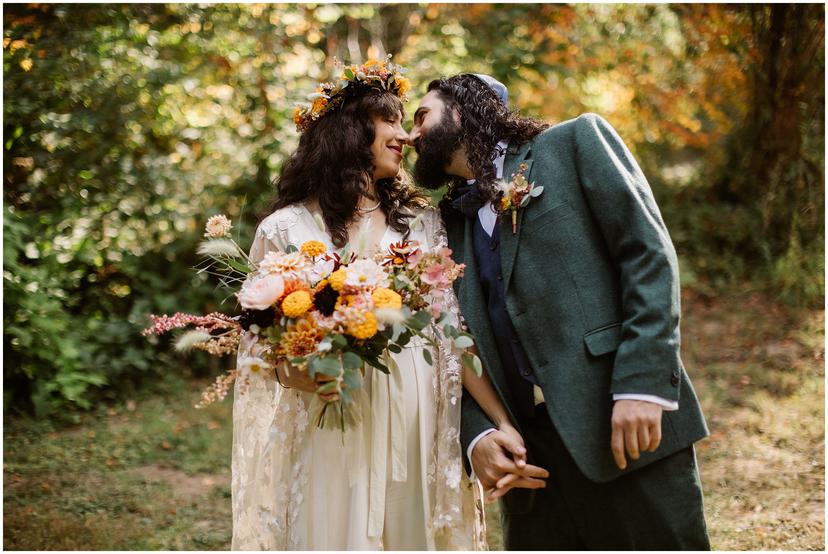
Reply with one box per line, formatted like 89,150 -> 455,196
412,113 -> 463,190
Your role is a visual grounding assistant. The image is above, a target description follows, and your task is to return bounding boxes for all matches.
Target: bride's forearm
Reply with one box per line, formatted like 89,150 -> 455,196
461,354 -> 512,429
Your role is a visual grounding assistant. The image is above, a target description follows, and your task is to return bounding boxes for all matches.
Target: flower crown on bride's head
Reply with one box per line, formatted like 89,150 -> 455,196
293,55 -> 411,133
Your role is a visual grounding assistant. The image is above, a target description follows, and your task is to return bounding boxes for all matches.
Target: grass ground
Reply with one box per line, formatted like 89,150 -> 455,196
4,290 -> 824,550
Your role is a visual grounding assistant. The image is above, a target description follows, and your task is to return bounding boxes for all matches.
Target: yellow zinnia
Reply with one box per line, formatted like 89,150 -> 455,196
329,268 -> 347,291
300,240 -> 326,257
281,290 -> 313,318
395,76 -> 411,97
371,287 -> 402,310
347,312 -> 378,340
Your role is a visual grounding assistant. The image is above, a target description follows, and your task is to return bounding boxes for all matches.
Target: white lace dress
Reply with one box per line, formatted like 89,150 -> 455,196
231,204 -> 485,550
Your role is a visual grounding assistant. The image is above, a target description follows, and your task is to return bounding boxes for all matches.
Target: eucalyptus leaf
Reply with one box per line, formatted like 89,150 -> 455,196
530,185 -> 544,197
408,310 -> 432,331
316,380 -> 339,394
422,348 -> 433,365
442,323 -> 459,339
461,352 -> 483,377
342,368 -> 361,391
310,355 -> 342,377
341,351 -> 362,370
454,335 -> 474,348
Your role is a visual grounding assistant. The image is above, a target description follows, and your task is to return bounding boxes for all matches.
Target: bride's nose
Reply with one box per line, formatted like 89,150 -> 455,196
395,127 -> 410,143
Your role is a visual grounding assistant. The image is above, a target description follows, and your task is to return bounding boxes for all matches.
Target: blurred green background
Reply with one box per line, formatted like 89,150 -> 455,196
3,4 -> 824,550
4,3 -> 823,416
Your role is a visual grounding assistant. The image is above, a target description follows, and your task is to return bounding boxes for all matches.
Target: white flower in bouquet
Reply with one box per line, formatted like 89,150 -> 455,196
238,355 -> 270,374
238,274 -> 285,310
259,251 -> 311,279
204,214 -> 232,238
308,257 -> 336,283
343,259 -> 389,290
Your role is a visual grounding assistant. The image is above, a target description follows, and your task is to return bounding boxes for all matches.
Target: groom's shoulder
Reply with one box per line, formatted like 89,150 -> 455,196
532,113 -> 611,144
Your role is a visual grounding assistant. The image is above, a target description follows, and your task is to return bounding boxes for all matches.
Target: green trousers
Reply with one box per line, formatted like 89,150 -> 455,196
501,404 -> 710,550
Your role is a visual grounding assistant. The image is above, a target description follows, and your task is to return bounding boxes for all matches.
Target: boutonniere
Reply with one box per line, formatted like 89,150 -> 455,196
494,163 -> 544,234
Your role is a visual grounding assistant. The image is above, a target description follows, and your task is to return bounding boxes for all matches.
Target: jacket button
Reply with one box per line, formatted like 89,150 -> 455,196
671,371 -> 680,387
521,368 -> 532,376
497,274 -> 503,281
511,338 -> 519,344
489,242 -> 497,251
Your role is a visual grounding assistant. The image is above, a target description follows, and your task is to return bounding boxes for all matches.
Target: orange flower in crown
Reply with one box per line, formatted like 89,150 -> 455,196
293,55 -> 411,133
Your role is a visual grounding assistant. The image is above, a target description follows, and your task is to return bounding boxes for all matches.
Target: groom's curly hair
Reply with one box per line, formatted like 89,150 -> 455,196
426,74 -> 549,209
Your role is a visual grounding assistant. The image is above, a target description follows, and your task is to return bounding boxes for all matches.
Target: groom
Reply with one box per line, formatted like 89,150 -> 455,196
409,74 -> 710,550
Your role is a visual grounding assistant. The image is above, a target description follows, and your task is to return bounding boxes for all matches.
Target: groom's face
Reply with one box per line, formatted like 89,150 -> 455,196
409,91 -> 463,190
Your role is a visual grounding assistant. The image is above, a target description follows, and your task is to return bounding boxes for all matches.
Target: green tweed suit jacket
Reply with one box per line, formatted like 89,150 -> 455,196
448,113 -> 708,485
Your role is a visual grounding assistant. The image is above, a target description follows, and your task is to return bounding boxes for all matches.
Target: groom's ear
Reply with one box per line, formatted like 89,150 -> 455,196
451,105 -> 462,125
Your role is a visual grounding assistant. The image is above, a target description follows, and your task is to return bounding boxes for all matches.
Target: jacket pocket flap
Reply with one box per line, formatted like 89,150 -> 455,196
583,323 -> 622,356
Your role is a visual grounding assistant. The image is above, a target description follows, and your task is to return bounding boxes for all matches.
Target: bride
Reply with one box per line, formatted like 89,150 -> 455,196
231,58 -> 527,550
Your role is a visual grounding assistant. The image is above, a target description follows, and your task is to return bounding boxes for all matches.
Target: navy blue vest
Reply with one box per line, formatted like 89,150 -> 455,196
472,215 -> 538,418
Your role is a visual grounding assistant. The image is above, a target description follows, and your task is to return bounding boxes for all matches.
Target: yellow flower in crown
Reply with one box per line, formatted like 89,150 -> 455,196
395,76 -> 411,97
347,312 -> 378,340
282,290 -> 313,318
300,240 -> 326,257
293,55 -> 411,133
311,95 -> 328,113
371,287 -> 402,310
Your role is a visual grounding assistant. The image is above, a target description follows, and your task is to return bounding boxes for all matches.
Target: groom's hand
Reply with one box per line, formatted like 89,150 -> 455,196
611,399 -> 663,470
471,429 -> 548,501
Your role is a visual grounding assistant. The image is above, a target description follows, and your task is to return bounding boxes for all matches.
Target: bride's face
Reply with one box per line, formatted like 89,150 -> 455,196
370,111 -> 408,181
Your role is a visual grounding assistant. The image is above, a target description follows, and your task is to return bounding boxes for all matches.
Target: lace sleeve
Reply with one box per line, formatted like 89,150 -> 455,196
426,208 -> 488,550
231,214 -> 311,550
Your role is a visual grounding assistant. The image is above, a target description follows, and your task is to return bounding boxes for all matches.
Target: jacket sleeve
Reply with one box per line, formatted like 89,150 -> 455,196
573,113 -> 683,401
459,389 -> 496,475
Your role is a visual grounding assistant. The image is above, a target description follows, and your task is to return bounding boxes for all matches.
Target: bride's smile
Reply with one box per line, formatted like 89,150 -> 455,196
370,112 -> 409,181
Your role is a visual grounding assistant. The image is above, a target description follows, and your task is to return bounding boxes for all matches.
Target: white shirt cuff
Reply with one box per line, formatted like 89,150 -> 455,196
613,393 -> 678,411
466,427 -> 497,477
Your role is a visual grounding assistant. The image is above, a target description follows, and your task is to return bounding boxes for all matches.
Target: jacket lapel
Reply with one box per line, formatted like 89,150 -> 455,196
456,214 -> 522,426
457,216 -> 484,330
500,142 -> 533,290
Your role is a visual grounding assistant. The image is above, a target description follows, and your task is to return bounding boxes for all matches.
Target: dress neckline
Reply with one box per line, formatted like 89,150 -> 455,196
297,203 -> 399,254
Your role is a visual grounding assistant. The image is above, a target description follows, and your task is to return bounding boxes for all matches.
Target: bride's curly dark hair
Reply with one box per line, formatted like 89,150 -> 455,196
425,74 -> 549,211
267,88 -> 427,247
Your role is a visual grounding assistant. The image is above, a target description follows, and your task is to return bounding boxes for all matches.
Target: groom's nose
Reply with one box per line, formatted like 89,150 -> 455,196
408,124 -> 422,145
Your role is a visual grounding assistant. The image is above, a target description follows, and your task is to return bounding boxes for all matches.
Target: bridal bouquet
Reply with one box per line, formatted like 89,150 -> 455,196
143,214 -> 481,428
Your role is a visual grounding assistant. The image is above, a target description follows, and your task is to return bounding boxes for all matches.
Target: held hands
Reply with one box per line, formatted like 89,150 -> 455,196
610,399 -> 663,470
470,424 -> 549,503
275,362 -> 341,403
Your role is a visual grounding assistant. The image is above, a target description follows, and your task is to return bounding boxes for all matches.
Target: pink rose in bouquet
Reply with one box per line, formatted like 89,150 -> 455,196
239,274 -> 285,310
